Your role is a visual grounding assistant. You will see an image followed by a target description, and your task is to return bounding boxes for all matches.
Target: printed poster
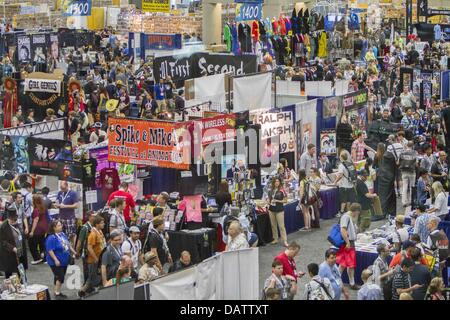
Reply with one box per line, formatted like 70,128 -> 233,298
251,111 -> 295,153
323,96 -> 341,119
320,131 -> 337,155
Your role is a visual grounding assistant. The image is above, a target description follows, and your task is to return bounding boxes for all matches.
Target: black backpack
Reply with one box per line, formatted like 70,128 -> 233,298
97,207 -> 112,241
342,161 -> 358,184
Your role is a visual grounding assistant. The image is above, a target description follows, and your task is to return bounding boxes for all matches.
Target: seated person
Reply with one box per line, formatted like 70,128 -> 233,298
169,251 -> 193,273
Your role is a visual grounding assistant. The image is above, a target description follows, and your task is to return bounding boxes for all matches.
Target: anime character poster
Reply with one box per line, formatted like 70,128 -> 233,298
320,131 -> 337,155
323,97 -> 340,119
0,135 -> 29,174
28,138 -> 66,175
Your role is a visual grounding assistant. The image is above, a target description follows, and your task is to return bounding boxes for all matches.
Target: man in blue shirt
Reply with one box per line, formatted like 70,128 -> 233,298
54,181 -> 80,248
318,249 -> 349,300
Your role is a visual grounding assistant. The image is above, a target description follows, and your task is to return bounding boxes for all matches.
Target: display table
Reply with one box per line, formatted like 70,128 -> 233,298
167,228 -> 216,264
1,284 -> 50,300
284,187 -> 339,234
319,187 -> 339,220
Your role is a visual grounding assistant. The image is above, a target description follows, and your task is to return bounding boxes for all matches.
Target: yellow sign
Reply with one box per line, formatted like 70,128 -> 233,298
142,0 -> 170,13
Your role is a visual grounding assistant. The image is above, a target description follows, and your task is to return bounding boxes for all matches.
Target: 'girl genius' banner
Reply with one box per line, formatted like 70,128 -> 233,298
108,118 -> 190,170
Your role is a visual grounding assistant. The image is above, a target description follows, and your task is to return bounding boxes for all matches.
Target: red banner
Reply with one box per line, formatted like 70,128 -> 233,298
108,118 -> 190,170
201,114 -> 236,146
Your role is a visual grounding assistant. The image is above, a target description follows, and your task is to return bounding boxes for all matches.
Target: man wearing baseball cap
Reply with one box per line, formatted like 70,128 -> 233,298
121,226 -> 143,275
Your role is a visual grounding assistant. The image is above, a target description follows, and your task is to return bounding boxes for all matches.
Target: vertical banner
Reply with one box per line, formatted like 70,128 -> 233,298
31,34 -> 47,65
251,111 -> 295,153
49,33 -> 60,64
17,35 -> 31,64
142,0 -> 170,13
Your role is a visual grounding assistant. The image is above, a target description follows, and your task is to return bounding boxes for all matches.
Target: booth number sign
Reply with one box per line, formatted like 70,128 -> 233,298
236,3 -> 262,22
63,0 -> 92,16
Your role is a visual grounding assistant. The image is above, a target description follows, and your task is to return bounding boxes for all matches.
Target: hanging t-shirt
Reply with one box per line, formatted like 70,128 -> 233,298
178,195 -> 203,223
252,21 -> 260,42
224,24 -> 232,52
82,158 -> 97,188
99,167 -> 120,200
318,32 -> 327,58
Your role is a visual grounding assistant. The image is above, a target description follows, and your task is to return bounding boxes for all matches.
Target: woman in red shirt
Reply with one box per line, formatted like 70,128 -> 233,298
29,194 -> 50,264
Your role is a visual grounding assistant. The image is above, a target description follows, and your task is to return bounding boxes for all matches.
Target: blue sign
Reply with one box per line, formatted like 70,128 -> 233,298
236,3 -> 262,22
234,0 -> 263,3
144,33 -> 182,50
63,0 -> 92,16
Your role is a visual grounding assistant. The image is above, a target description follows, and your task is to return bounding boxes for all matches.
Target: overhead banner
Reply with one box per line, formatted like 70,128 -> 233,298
236,3 -> 262,22
342,89 -> 369,134
144,33 -> 182,50
63,0 -> 92,16
108,118 -> 190,170
252,111 -> 295,153
200,114 -> 236,146
28,138 -> 67,175
153,52 -> 258,83
142,0 -> 170,13
24,78 -> 61,94
31,34 -> 48,65
342,89 -> 368,110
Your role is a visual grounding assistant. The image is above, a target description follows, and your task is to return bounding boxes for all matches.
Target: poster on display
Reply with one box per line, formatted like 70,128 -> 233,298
49,33 -> 60,63
108,118 -> 190,170
142,0 -> 170,13
342,89 -> 368,133
400,67 -> 414,91
221,154 -> 246,179
116,163 -> 136,183
323,96 -> 341,119
28,138 -> 67,175
320,131 -> 337,155
200,114 -> 236,146
300,122 -> 313,155
0,135 -> 29,174
57,161 -> 84,183
31,34 -> 47,65
251,111 -> 295,153
433,72 -> 441,97
24,78 -> 61,94
17,35 -> 31,64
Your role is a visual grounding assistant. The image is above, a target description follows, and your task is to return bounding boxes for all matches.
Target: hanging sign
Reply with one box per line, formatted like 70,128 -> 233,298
236,3 -> 262,21
252,111 -> 295,153
24,79 -> 61,94
108,118 -> 190,170
63,0 -> 92,16
142,0 -> 170,13
200,114 -> 236,146
144,34 -> 182,50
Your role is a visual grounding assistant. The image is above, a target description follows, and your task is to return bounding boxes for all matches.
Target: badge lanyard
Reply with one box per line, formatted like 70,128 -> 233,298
10,224 -> 22,242
60,191 -> 70,204
56,232 -> 69,252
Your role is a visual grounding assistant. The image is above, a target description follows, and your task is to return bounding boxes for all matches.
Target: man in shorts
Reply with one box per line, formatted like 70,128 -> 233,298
54,181 -> 80,248
337,203 -> 360,290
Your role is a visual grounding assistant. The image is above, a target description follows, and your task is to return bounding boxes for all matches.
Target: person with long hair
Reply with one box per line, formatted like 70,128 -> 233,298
428,277 -> 446,300
29,195 -> 49,264
373,143 -> 385,170
45,220 -> 77,299
215,180 -> 232,212
428,181 -> 448,217
299,169 -> 313,231
267,177 -> 288,246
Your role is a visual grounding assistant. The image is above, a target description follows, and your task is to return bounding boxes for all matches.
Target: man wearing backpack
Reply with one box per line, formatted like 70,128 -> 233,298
304,263 -> 334,300
334,151 -> 357,217
399,141 -> 417,207
337,203 -> 361,290
76,211 -> 96,284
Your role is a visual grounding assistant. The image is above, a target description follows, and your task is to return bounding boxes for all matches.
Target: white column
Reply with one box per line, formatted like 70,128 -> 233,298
202,2 -> 222,46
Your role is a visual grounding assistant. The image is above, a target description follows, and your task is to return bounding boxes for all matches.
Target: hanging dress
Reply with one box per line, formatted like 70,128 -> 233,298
231,23 -> 240,55
223,23 -> 232,52
318,31 -> 327,58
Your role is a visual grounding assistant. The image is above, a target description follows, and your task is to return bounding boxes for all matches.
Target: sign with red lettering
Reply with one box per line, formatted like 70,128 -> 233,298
200,114 -> 236,146
108,118 -> 190,170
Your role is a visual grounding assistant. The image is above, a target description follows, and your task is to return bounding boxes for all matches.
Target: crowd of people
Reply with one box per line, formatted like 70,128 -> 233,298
0,19 -> 449,301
